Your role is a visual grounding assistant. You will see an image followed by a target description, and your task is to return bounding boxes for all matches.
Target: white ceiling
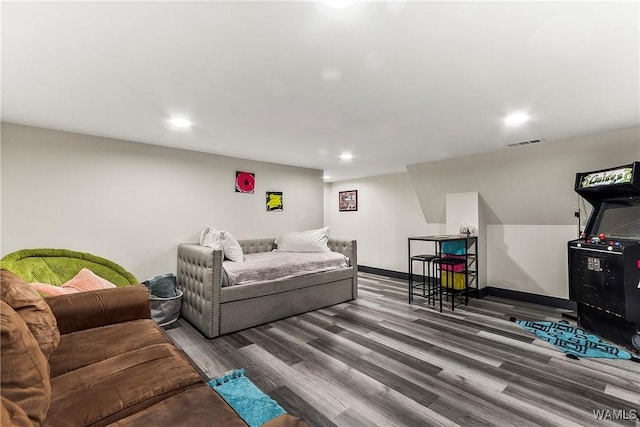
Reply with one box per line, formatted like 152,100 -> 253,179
2,1 -> 639,182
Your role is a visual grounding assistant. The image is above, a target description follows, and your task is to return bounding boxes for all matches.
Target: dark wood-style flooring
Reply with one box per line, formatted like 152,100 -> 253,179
165,273 -> 640,427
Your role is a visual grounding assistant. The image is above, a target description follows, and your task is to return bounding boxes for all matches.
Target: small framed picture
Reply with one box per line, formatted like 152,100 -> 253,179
339,190 -> 358,212
266,192 -> 283,212
235,171 -> 255,194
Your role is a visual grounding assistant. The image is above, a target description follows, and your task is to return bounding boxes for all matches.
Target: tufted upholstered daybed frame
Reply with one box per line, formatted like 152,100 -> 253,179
176,238 -> 357,338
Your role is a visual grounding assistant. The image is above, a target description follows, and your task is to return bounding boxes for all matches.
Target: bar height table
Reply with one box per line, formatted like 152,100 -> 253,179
407,235 -> 478,309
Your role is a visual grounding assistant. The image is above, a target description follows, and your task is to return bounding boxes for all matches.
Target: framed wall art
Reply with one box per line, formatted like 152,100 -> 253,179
339,190 -> 358,212
235,171 -> 255,193
266,192 -> 283,212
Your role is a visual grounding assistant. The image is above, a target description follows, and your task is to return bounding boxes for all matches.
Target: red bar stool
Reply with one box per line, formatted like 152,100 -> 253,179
432,257 -> 467,311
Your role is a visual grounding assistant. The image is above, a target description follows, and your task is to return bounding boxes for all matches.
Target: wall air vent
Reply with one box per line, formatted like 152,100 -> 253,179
507,138 -> 545,148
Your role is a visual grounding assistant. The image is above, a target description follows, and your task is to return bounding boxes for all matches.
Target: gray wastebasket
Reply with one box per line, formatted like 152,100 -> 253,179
150,289 -> 183,327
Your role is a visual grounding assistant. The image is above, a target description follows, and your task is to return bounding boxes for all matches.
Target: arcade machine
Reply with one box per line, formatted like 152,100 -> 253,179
569,162 -> 640,352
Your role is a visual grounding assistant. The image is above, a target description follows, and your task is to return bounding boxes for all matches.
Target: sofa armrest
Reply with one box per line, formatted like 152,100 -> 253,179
328,238 -> 358,299
328,238 -> 357,268
177,243 -> 222,338
46,285 -> 151,334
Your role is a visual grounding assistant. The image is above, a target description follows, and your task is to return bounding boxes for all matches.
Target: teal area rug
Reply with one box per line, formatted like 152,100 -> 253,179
208,369 -> 286,427
511,318 -> 639,361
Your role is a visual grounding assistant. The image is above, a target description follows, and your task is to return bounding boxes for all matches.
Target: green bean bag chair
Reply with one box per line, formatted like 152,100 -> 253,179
0,248 -> 138,287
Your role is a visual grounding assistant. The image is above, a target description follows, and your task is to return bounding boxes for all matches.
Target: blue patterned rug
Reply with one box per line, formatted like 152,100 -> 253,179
208,369 -> 286,427
511,318 -> 640,361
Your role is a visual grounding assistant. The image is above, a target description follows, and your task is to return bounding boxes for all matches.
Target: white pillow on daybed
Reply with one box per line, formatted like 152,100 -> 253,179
275,226 -> 330,253
199,227 -> 244,262
200,226 -> 222,249
220,230 -> 244,262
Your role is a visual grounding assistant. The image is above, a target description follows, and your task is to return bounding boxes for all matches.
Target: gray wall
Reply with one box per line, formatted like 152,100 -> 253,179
407,127 -> 640,225
325,127 -> 639,299
325,173 -> 445,273
1,123 -> 324,280
405,127 -> 639,298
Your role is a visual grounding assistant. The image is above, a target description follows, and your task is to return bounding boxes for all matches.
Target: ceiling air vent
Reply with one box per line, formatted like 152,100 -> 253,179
507,138 -> 545,148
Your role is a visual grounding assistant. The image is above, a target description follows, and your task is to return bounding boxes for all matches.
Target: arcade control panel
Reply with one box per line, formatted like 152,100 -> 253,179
570,233 -> 625,253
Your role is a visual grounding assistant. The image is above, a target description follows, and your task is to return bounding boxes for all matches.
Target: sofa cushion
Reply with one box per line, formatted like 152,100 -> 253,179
0,300 -> 51,426
0,270 -> 60,360
46,343 -> 203,427
106,384 -> 249,427
45,285 -> 151,335
1,397 -> 33,427
49,319 -> 170,378
62,268 -> 118,292
30,282 -> 80,297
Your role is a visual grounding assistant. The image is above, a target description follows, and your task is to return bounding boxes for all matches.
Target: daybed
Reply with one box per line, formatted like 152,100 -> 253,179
177,238 -> 357,338
0,269 -> 306,427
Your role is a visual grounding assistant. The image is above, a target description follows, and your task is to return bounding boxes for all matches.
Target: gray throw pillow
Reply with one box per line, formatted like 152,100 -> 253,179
143,273 -> 176,298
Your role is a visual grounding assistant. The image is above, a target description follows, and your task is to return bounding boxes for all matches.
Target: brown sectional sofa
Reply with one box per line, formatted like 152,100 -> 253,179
0,270 -> 306,427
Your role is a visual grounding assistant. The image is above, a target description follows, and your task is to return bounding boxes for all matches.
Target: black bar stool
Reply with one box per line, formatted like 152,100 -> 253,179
409,254 -> 440,307
433,257 -> 467,311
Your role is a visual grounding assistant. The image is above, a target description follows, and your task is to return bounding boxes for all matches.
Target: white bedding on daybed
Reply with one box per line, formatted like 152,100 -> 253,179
222,251 -> 349,287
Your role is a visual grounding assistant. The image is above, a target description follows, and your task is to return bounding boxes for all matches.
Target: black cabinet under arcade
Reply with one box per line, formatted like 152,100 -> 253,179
568,162 -> 640,353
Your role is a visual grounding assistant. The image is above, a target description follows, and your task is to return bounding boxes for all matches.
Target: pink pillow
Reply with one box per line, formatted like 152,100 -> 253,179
29,283 -> 80,297
62,268 -> 117,292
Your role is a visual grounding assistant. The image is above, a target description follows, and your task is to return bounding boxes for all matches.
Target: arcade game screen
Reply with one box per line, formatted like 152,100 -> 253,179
592,198 -> 640,240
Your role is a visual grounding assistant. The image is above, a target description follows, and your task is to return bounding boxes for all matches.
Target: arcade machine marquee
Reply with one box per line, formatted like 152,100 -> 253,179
568,162 -> 640,352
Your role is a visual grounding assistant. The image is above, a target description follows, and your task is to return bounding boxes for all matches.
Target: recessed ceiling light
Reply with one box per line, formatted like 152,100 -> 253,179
503,112 -> 530,126
340,152 -> 353,161
168,117 -> 192,129
321,68 -> 342,83
323,175 -> 331,180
